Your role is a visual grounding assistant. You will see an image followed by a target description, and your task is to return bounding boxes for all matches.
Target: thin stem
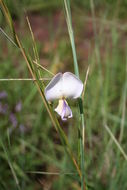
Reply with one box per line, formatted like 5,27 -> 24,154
33,60 -> 54,76
63,1 -> 86,189
26,171 -> 78,176
0,78 -> 51,81
104,124 -> 127,161
26,17 -> 39,63
119,56 -> 127,142
82,66 -> 90,148
0,27 -> 18,48
0,140 -> 21,190
90,0 -> 102,81
82,65 -> 90,100
63,0 -> 79,77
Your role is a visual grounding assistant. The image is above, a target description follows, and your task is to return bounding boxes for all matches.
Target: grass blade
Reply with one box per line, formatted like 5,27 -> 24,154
63,1 -> 87,189
0,140 -> 21,190
63,0 -> 79,77
104,124 -> 127,161
0,27 -> 18,48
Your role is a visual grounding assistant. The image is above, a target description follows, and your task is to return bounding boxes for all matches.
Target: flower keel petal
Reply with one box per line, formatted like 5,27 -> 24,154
55,99 -> 73,121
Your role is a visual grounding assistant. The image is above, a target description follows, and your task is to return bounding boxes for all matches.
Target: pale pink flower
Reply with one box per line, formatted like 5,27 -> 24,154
45,72 -> 83,120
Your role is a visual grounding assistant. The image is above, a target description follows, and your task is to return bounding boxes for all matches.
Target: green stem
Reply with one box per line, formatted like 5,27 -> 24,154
63,0 -> 79,77
63,0 -> 86,189
79,98 -> 85,190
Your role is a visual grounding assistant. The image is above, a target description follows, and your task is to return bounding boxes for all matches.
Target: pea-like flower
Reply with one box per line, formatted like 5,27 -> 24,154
45,72 -> 83,120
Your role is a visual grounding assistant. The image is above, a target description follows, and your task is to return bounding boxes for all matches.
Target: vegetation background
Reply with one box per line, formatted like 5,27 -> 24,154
0,0 -> 127,189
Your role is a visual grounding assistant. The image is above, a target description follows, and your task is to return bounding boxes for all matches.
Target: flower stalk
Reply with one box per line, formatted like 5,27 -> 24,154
63,0 -> 86,189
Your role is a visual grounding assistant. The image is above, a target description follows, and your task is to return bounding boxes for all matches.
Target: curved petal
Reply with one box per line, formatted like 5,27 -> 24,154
62,72 -> 83,99
55,99 -> 73,120
45,73 -> 63,101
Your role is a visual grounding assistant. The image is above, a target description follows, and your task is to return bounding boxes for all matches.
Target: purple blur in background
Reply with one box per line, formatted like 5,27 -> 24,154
9,113 -> 18,128
0,103 -> 8,114
15,101 -> 22,112
0,91 -> 8,99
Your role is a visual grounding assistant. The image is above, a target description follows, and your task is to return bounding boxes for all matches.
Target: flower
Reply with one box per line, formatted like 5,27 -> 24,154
45,72 -> 83,120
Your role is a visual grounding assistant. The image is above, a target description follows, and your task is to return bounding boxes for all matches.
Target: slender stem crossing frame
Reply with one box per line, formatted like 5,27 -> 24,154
63,1 -> 86,189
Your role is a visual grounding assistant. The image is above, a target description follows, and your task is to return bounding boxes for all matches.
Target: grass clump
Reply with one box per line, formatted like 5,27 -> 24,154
0,0 -> 127,190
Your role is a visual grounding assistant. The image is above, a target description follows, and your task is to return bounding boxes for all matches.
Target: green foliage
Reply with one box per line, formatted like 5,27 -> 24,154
0,0 -> 127,190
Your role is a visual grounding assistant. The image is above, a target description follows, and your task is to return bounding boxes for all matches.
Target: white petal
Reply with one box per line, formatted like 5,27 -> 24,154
45,73 -> 63,101
45,72 -> 83,101
62,72 -> 83,99
54,99 -> 63,115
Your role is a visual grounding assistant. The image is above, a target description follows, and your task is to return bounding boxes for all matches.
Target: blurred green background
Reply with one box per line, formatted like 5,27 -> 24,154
0,0 -> 127,189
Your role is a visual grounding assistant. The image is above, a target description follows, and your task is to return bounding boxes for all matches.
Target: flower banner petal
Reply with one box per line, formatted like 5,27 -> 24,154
62,72 -> 83,99
45,73 -> 63,101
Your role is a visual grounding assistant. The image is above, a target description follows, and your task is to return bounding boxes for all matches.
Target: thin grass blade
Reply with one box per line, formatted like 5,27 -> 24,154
63,1 -> 87,189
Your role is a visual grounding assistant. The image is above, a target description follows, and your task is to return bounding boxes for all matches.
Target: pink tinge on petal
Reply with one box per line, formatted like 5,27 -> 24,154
61,100 -> 72,120
55,99 -> 73,121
